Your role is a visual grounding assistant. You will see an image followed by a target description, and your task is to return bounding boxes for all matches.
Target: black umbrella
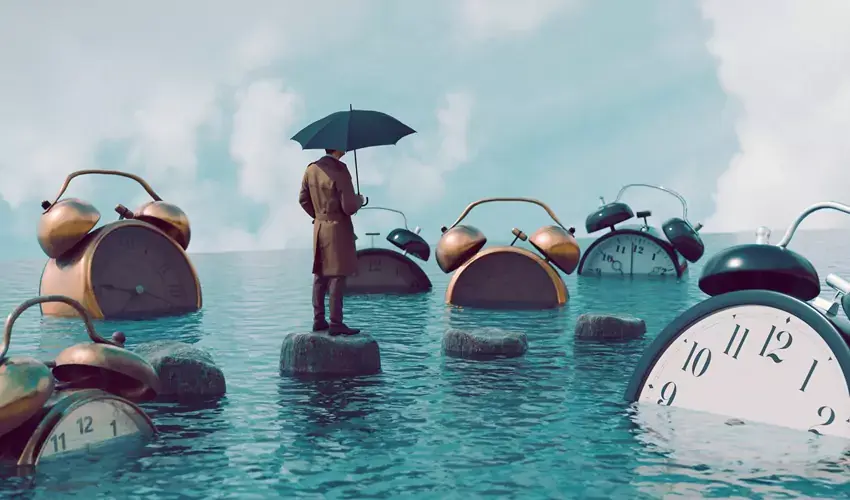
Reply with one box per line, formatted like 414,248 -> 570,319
291,104 -> 416,194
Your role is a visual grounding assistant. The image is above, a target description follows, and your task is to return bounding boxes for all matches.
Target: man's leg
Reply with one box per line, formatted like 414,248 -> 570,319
312,274 -> 329,331
328,276 -> 360,335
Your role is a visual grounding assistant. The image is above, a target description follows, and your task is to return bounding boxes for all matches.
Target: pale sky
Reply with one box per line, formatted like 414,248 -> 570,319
1,0 -> 849,260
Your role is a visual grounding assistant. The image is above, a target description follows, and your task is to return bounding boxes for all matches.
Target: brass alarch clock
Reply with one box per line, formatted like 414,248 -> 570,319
0,295 -> 159,467
37,169 -> 202,320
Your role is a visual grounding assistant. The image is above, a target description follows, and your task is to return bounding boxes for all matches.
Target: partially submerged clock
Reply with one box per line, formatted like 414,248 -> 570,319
0,295 -> 159,467
436,197 -> 580,310
37,169 -> 202,320
625,201 -> 850,439
347,206 -> 432,295
578,183 -> 705,278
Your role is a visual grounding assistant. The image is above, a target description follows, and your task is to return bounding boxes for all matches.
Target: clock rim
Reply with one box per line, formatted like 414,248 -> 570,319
577,228 -> 686,277
86,220 -> 203,318
346,248 -> 433,295
623,289 -> 850,403
445,245 -> 568,309
17,388 -> 156,466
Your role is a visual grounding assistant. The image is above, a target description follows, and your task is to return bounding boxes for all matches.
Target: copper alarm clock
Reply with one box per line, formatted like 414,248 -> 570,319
36,169 -> 202,320
436,197 -> 581,310
0,295 -> 159,467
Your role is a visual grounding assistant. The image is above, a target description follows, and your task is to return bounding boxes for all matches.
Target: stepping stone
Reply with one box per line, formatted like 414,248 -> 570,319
442,327 -> 528,360
133,340 -> 226,400
279,332 -> 381,377
574,313 -> 646,341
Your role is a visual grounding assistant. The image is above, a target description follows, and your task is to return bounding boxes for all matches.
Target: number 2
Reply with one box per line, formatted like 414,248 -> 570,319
808,406 -> 835,434
77,415 -> 93,434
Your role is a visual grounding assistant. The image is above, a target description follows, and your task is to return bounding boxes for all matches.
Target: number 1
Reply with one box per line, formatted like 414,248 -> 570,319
800,359 -> 818,392
110,420 -> 117,436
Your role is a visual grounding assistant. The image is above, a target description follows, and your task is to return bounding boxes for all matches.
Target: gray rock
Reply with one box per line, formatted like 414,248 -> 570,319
575,313 -> 646,341
442,327 -> 528,359
725,418 -> 746,426
133,341 -> 226,399
279,332 -> 381,377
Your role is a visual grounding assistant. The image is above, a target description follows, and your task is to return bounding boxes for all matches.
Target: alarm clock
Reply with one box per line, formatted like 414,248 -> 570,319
577,183 -> 705,278
347,206 -> 432,295
0,295 -> 160,466
624,201 -> 850,438
436,197 -> 580,310
36,169 -> 202,320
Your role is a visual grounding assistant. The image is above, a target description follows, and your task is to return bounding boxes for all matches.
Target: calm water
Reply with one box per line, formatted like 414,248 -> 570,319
1,231 -> 849,499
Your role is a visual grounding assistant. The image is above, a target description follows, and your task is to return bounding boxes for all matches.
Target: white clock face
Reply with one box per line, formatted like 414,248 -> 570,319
39,398 -> 149,460
638,304 -> 850,438
583,233 -> 677,276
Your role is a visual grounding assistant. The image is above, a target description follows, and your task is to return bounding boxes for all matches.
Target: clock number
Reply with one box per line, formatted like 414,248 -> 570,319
368,259 -> 382,272
682,341 -> 712,377
800,359 -> 818,392
724,324 -> 750,359
110,420 -> 117,436
656,381 -> 677,406
168,284 -> 184,299
634,246 -> 644,254
808,405 -> 835,434
615,245 -> 626,254
76,415 -> 93,434
157,264 -> 171,276
50,432 -> 66,452
759,326 -> 793,363
651,253 -> 656,261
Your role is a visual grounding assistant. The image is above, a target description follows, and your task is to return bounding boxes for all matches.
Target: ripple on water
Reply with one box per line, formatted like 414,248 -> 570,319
0,234 -> 849,497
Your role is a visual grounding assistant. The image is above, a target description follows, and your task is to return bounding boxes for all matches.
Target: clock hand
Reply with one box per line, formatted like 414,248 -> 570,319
629,242 -> 634,277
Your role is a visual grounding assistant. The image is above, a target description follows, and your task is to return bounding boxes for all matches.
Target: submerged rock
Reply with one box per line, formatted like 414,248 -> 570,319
133,340 -> 226,400
442,327 -> 528,359
575,313 -> 646,341
279,332 -> 381,377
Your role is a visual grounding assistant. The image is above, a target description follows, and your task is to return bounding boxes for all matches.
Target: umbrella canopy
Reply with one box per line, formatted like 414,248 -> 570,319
291,108 -> 416,152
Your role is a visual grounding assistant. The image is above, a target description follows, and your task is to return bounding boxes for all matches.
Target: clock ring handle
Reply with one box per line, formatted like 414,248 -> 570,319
444,197 -> 571,232
359,206 -> 409,229
776,201 -> 850,248
614,184 -> 690,222
41,169 -> 163,213
0,295 -> 122,363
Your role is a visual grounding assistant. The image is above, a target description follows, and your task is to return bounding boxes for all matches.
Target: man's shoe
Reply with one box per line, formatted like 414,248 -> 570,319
328,323 -> 360,336
312,319 -> 329,331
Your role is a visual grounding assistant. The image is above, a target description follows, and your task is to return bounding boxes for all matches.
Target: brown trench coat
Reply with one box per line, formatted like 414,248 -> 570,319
298,156 -> 362,276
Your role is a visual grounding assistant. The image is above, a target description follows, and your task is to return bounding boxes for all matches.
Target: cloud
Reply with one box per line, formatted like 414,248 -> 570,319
0,1 -> 369,248
224,78 -> 314,251
701,0 -> 850,234
458,0 -> 579,40
383,92 -> 474,208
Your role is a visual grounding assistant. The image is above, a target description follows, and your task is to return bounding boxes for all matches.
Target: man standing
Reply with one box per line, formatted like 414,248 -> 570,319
299,148 -> 365,335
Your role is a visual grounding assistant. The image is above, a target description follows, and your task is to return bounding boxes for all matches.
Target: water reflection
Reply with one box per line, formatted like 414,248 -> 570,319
629,404 -> 850,497
33,310 -> 205,361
